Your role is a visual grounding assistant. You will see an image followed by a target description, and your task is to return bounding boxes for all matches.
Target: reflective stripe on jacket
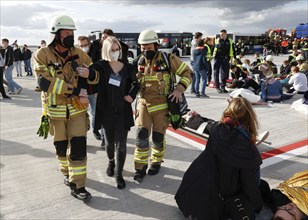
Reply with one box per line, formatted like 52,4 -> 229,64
34,45 -> 96,119
137,51 -> 192,113
213,38 -> 234,59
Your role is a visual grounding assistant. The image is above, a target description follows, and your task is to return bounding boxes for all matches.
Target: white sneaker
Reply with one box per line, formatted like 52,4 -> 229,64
17,87 -> 22,94
8,91 -> 15,95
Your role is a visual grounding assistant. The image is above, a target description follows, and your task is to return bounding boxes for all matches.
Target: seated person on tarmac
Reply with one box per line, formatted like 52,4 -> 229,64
182,104 -> 270,144
175,97 -> 263,220
182,110 -> 215,135
261,70 -> 294,102
228,64 -> 260,94
283,66 -> 308,95
261,170 -> 308,220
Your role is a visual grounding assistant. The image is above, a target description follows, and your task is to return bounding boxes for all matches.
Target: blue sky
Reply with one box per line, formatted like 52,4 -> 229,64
1,0 -> 307,46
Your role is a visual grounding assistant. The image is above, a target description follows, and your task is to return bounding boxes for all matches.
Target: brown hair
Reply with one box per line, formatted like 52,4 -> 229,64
77,36 -> 90,43
221,97 -> 259,143
102,29 -> 115,36
194,32 -> 203,39
291,66 -> 300,73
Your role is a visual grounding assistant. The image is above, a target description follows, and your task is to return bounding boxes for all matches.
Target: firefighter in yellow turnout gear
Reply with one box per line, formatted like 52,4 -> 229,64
134,30 -> 192,182
34,15 -> 98,201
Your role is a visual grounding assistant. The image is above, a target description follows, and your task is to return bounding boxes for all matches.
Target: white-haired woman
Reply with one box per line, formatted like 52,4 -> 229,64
77,36 -> 140,189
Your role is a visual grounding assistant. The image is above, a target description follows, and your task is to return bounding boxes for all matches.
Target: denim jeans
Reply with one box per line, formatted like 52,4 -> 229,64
190,61 -> 196,92
194,68 -> 208,95
88,93 -> 104,138
4,65 -> 21,92
14,61 -> 22,76
88,94 -> 97,129
24,59 -> 32,75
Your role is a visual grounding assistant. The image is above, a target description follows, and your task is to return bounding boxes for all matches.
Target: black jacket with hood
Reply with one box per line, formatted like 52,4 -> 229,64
175,122 -> 263,220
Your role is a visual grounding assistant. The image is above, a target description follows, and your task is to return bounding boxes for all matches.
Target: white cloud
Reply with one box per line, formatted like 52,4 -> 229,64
0,0 -> 306,45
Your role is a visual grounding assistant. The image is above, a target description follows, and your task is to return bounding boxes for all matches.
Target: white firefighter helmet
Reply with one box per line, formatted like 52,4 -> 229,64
138,30 -> 159,44
47,15 -> 76,45
296,55 -> 305,61
266,55 -> 274,62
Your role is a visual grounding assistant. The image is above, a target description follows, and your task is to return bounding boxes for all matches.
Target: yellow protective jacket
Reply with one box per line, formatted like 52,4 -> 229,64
136,51 -> 192,114
277,170 -> 308,216
204,44 -> 212,62
34,45 -> 97,120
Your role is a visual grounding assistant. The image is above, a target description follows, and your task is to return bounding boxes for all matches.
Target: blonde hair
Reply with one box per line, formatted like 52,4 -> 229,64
101,36 -> 122,61
221,97 -> 259,143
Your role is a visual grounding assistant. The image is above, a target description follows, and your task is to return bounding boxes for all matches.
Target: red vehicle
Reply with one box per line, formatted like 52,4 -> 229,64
266,28 -> 287,38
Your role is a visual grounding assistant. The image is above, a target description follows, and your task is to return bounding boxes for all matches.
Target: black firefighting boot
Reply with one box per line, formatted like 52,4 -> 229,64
133,165 -> 147,183
148,164 -> 161,175
106,159 -> 115,177
70,183 -> 92,202
64,175 -> 69,186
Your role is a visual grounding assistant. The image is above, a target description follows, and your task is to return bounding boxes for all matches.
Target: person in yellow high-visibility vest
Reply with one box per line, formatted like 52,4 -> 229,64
204,37 -> 213,86
213,29 -> 236,93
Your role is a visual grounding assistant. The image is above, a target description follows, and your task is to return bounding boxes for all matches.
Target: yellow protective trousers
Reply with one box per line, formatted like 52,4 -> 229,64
134,99 -> 169,170
49,113 -> 89,189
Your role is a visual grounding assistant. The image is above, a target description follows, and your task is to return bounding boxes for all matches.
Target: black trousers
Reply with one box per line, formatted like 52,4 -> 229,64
103,118 -> 128,174
207,61 -> 212,83
0,67 -> 7,97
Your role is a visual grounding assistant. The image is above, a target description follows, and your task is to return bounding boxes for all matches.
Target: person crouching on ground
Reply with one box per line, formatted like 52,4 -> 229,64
175,97 -> 263,220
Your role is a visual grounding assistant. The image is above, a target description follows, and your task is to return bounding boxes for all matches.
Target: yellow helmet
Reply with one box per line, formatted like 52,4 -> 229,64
138,30 -> 159,44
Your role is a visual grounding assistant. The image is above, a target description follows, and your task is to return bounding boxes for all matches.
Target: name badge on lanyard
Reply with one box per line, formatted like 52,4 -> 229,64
108,73 -> 121,87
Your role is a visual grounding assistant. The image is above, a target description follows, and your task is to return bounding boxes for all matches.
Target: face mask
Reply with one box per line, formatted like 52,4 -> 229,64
110,51 -> 120,61
143,50 -> 156,60
62,35 -> 74,48
82,46 -> 90,53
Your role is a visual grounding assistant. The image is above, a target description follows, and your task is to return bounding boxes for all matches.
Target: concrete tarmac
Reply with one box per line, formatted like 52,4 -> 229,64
0,54 -> 307,219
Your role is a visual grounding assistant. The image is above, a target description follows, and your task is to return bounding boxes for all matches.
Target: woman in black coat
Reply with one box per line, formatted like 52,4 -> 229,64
175,97 -> 263,220
78,36 -> 139,189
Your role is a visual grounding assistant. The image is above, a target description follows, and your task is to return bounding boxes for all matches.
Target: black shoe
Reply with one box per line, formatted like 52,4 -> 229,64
116,173 -> 126,189
148,164 -> 161,175
71,187 -> 92,202
101,138 -> 105,150
201,94 -> 210,98
93,131 -> 101,140
106,160 -> 115,177
216,88 -> 222,93
64,175 -> 70,186
221,88 -> 229,93
190,90 -> 196,94
195,93 -> 200,97
134,169 -> 147,183
2,95 -> 11,99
